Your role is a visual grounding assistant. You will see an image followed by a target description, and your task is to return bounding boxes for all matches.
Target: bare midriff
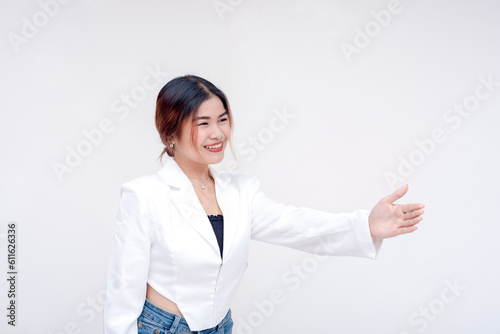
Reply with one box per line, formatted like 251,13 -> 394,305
146,283 -> 184,317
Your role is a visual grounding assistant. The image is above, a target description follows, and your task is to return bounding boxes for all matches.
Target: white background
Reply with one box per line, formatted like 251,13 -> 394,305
1,0 -> 499,333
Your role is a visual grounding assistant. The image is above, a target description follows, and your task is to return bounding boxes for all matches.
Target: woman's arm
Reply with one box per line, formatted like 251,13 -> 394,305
248,176 -> 383,259
103,183 -> 152,334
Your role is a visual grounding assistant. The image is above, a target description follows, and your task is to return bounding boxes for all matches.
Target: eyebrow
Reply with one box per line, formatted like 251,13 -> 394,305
197,111 -> 228,120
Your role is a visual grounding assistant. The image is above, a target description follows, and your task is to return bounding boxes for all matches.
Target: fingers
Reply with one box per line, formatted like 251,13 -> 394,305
396,225 -> 418,236
401,203 -> 425,212
385,184 -> 409,204
403,209 -> 425,220
401,216 -> 423,227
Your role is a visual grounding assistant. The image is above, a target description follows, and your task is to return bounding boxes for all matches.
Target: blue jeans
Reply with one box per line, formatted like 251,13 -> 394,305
137,299 -> 233,334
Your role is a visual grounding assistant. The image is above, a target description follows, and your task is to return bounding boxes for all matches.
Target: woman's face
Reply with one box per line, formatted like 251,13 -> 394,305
173,95 -> 231,166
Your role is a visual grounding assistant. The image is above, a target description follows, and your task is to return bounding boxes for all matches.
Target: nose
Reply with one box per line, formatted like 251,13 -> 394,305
209,123 -> 224,140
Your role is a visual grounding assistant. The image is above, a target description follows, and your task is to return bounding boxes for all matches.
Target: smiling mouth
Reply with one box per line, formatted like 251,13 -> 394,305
204,142 -> 223,149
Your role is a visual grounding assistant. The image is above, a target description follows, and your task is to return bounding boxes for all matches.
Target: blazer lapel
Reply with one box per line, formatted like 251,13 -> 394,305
157,156 -> 240,260
210,165 -> 240,260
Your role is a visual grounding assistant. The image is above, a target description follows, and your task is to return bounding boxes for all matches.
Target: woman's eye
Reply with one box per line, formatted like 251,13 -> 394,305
198,118 -> 227,126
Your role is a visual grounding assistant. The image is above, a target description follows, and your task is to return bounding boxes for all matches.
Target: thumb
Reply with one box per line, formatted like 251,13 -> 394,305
385,184 -> 409,204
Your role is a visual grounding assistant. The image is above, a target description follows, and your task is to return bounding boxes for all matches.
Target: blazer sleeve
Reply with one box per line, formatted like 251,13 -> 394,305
103,183 -> 151,334
248,176 -> 382,259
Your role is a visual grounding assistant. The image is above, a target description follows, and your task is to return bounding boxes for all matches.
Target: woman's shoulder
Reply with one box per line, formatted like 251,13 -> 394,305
119,166 -> 262,193
119,172 -> 165,193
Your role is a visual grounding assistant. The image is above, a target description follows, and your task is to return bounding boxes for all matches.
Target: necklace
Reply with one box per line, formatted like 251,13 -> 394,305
189,175 -> 211,189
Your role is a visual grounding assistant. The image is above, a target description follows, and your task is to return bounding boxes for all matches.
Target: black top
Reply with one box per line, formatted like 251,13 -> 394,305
207,214 -> 224,259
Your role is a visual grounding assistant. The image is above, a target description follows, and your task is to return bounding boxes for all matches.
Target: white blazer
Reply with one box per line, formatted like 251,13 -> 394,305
103,156 -> 382,333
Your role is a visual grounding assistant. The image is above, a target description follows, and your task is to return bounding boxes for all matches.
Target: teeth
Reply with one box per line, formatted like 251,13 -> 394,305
205,142 -> 222,149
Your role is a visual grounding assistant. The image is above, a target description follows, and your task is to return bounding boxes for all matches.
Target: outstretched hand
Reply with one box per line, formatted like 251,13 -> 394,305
368,184 -> 425,239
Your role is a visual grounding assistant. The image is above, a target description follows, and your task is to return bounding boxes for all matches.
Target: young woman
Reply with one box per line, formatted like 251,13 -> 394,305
103,75 -> 425,334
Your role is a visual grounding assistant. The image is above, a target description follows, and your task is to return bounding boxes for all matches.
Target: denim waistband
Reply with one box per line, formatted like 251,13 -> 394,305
140,298 -> 232,333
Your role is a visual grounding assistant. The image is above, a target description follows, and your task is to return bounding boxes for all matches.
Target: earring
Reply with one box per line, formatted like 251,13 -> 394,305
169,143 -> 174,148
